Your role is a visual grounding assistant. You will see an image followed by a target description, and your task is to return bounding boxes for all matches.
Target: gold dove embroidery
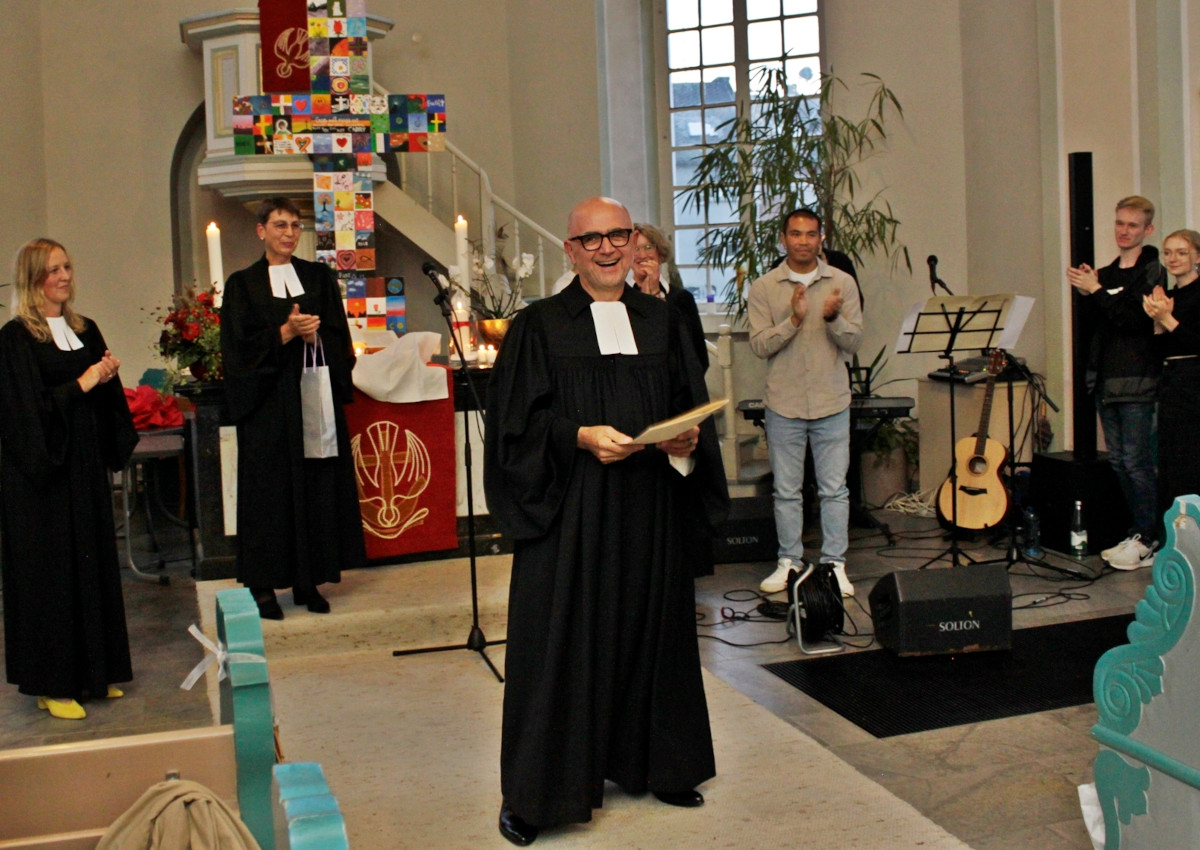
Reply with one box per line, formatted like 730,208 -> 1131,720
353,422 -> 431,539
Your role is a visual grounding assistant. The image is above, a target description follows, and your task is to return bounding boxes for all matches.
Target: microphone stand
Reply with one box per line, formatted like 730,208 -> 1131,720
392,264 -> 504,682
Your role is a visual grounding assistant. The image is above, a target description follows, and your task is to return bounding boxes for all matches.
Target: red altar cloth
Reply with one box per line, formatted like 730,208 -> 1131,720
343,368 -> 458,560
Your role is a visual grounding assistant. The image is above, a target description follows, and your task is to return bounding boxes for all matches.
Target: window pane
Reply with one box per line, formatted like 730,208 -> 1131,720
704,104 -> 737,142
701,66 -> 737,104
701,25 -> 735,66
700,0 -> 733,26
668,30 -> 700,69
747,20 -> 782,61
670,70 -> 703,107
674,192 -> 706,226
666,0 -> 699,30
748,61 -> 784,98
676,265 -> 710,297
783,15 -> 820,55
747,0 -> 781,21
783,0 -> 818,13
674,228 -> 705,265
786,56 -> 821,96
704,194 -> 740,224
671,110 -> 704,147
672,147 -> 703,184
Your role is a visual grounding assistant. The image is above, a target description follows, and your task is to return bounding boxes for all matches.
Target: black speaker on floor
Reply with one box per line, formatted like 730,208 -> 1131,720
868,564 -> 1012,656
712,495 -> 778,564
1030,451 -> 1129,555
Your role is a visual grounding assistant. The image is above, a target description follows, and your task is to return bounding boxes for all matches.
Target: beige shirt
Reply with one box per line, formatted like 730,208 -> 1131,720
747,259 -> 863,420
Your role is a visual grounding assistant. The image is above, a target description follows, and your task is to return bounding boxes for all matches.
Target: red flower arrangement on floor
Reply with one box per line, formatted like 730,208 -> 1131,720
155,285 -> 223,385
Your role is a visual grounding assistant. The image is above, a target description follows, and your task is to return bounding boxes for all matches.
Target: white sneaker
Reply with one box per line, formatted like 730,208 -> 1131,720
827,561 -> 855,598
1101,535 -> 1138,562
1106,535 -> 1156,570
761,557 -> 797,594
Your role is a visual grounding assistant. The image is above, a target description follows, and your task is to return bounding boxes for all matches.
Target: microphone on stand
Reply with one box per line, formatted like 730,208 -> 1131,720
927,255 -> 954,295
422,262 -> 453,304
422,261 -> 447,286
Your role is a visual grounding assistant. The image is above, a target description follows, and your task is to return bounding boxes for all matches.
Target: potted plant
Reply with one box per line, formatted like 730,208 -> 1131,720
152,284 -> 223,391
678,70 -> 910,319
452,225 -> 536,348
861,417 -> 919,507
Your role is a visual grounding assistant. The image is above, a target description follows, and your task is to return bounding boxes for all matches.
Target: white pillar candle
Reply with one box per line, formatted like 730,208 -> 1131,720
206,222 -> 224,307
454,216 -> 470,292
451,299 -> 473,362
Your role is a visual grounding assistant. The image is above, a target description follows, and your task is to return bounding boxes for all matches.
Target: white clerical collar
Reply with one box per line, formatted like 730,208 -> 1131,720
268,263 -> 306,299
47,316 -> 84,351
590,301 -> 639,354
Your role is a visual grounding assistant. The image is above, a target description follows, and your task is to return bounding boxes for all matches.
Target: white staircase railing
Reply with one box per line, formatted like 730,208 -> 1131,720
375,85 -> 568,300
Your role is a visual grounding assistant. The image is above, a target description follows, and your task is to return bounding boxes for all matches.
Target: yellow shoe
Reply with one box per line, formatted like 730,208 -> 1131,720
106,685 -> 124,699
36,697 -> 86,720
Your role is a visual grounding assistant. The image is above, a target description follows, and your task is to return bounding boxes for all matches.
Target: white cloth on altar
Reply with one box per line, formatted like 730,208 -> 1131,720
351,332 -> 449,403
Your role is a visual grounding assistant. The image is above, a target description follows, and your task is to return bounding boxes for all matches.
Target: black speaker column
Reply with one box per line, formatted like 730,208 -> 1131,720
1068,151 -> 1096,459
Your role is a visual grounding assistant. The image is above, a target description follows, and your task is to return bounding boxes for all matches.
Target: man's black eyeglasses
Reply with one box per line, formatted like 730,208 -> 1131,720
567,228 -> 633,251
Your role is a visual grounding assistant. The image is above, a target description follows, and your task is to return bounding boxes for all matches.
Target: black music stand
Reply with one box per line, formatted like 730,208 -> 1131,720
896,294 -> 1014,568
392,270 -> 505,682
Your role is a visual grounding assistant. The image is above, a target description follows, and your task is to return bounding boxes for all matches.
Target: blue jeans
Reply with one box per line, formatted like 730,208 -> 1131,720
765,407 -> 850,563
1096,399 -> 1157,541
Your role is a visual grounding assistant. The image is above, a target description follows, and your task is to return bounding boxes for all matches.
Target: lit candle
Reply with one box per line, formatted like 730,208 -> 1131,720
451,298 -> 473,363
205,222 -> 224,309
454,215 -> 470,292
206,222 -> 224,307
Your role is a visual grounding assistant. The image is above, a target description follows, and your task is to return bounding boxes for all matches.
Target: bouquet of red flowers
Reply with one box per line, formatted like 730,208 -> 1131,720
155,285 -> 223,383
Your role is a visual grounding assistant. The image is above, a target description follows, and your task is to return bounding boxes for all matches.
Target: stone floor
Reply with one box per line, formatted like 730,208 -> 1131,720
0,497 -> 1151,849
694,510 -> 1149,850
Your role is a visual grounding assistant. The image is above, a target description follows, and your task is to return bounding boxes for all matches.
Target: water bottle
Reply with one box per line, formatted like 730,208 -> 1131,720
1070,500 -> 1088,556
1023,505 -> 1043,558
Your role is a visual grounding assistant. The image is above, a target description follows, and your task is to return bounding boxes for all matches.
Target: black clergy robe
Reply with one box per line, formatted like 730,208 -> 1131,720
484,279 -> 729,827
0,317 -> 137,698
220,256 -> 365,589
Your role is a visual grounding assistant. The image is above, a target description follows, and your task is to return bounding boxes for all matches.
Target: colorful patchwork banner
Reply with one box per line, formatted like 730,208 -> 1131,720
237,0 -> 441,329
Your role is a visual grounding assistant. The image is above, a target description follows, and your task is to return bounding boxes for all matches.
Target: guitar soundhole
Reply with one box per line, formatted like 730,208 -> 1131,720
968,455 -> 988,475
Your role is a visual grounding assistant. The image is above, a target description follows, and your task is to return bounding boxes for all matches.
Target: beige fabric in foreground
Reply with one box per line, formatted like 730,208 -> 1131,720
97,778 -> 260,850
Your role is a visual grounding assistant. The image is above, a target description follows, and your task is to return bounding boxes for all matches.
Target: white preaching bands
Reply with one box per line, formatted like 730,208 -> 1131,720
268,263 -> 306,299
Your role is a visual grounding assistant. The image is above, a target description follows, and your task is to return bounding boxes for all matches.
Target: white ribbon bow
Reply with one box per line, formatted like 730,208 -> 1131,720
180,624 -> 267,691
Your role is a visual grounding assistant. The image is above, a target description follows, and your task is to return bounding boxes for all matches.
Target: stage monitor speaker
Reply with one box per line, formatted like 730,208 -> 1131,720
868,564 -> 1012,656
1030,451 -> 1129,555
712,495 -> 778,564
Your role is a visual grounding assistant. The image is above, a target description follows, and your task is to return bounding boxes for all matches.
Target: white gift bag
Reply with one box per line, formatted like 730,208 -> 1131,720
300,337 -> 338,458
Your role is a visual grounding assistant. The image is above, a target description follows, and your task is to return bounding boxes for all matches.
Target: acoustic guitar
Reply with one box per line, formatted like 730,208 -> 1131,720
936,349 -> 1010,531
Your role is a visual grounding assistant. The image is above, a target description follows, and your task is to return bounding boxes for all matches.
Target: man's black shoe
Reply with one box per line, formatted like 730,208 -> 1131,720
499,801 -> 538,846
653,789 -> 704,808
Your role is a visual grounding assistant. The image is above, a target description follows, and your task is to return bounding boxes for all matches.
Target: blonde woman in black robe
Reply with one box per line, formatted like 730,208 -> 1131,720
0,238 -> 137,720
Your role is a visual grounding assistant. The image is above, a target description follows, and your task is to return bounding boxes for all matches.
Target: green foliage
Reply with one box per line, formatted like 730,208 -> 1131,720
866,417 -> 919,470
678,70 -> 911,319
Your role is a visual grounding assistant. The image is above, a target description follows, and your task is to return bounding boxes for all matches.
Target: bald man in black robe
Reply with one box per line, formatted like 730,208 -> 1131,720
485,197 -> 729,845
